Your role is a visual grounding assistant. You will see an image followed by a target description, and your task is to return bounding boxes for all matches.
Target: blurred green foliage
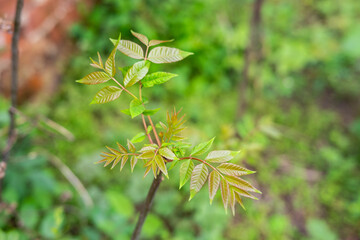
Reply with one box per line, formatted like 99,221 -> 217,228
1,0 -> 360,239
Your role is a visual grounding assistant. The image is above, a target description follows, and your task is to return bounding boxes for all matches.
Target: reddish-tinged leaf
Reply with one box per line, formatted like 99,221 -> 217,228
217,163 -> 254,176
205,150 -> 240,163
179,159 -> 194,189
130,156 -> 138,172
229,189 -> 236,215
111,156 -> 121,169
117,142 -> 127,153
117,40 -> 144,59
76,71 -> 110,85
120,155 -> 129,171
106,146 -> 122,156
127,139 -> 136,152
225,176 -> 261,193
232,186 -> 258,200
189,164 -> 209,200
149,39 -> 174,47
208,171 -> 220,204
220,179 -> 230,212
234,192 -> 246,210
131,30 -> 149,46
143,165 -> 151,178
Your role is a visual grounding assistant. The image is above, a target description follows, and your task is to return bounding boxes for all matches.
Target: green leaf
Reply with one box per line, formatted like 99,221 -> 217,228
117,40 -> 144,59
217,163 -> 255,176
155,155 -> 168,178
141,72 -> 177,88
149,39 -> 174,47
208,171 -> 220,204
124,61 -> 150,87
179,159 -> 194,189
121,109 -> 131,116
130,99 -> 145,118
205,150 -> 240,163
148,47 -> 193,64
91,86 -> 122,104
189,163 -> 209,200
131,132 -> 146,143
191,137 -> 215,156
76,71 -> 110,85
131,30 -> 149,46
143,108 -> 160,116
159,147 -> 177,160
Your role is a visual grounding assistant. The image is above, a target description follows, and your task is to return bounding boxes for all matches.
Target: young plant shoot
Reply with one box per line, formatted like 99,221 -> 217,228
77,31 -> 260,237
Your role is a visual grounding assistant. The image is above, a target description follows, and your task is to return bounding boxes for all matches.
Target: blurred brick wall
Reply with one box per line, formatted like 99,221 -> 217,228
0,0 -> 82,104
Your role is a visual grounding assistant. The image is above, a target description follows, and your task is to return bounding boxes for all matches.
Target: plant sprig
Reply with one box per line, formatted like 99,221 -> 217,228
77,30 -> 260,215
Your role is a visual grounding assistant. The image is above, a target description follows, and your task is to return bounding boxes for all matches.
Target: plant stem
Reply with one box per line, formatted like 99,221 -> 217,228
147,115 -> 161,146
110,76 -> 138,99
141,114 -> 153,144
0,0 -> 24,201
131,173 -> 162,240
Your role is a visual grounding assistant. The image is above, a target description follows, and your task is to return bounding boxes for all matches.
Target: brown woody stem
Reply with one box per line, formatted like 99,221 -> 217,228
131,172 -> 162,240
0,0 -> 24,201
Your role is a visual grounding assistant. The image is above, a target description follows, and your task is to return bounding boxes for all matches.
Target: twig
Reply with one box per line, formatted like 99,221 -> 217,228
47,154 -> 93,207
0,0 -> 24,201
131,173 -> 163,240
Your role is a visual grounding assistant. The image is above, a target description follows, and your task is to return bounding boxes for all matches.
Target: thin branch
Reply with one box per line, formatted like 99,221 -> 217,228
110,76 -> 138,99
142,114 -> 154,144
147,116 -> 161,146
131,173 -> 162,240
47,154 -> 94,207
0,0 -> 24,201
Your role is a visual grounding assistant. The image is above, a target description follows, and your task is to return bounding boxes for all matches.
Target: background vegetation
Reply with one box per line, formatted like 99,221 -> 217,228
1,0 -> 359,239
